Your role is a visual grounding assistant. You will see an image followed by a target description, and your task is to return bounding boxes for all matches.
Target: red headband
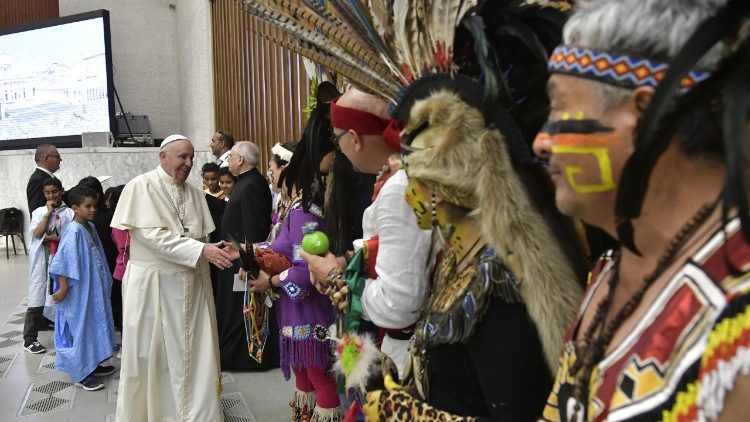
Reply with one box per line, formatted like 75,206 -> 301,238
330,98 -> 402,152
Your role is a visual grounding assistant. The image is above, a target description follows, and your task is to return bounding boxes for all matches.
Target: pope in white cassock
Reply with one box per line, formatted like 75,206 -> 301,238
111,135 -> 237,421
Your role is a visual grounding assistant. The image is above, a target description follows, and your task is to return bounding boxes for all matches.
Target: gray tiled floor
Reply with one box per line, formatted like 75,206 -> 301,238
0,253 -> 293,421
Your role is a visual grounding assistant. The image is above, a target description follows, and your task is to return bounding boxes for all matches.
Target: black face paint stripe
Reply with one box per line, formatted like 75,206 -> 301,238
414,201 -> 428,216
545,119 -> 615,135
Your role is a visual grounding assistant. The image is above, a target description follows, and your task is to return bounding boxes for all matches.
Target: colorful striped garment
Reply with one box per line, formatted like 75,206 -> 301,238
543,218 -> 750,422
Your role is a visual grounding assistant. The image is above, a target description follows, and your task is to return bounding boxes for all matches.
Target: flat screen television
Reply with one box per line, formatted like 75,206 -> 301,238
0,10 -> 114,149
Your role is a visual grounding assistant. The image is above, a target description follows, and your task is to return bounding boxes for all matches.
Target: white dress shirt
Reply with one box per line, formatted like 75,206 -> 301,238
36,166 -> 55,178
360,169 -> 431,375
216,150 -> 231,168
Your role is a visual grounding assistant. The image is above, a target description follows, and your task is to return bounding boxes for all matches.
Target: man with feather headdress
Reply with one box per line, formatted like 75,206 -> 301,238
530,0 -> 750,421
300,85 -> 433,378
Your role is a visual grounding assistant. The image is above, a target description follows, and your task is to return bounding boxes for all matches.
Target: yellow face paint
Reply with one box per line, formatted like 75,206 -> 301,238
405,178 -> 432,230
560,110 -> 586,120
539,118 -> 618,194
550,145 -> 615,193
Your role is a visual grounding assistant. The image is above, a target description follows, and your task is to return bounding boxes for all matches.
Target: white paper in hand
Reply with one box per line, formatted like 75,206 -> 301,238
232,273 -> 246,292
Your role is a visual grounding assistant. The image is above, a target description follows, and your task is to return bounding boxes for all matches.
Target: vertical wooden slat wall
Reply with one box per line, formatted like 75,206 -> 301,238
0,0 -> 59,30
211,0 -> 310,174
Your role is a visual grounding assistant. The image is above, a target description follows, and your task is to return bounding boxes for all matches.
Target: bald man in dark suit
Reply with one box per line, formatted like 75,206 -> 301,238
26,144 -> 62,212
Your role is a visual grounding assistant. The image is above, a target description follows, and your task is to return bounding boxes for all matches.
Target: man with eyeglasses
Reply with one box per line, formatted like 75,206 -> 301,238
27,144 -> 63,214
209,130 -> 235,168
300,87 -> 432,378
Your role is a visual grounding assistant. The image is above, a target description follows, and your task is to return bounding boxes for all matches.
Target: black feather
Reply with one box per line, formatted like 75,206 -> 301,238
494,20 -> 549,64
461,12 -> 506,110
226,234 -> 260,278
721,40 -> 750,246
614,0 -> 748,253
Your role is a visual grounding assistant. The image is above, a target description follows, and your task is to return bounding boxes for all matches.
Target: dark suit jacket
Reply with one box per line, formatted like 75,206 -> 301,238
205,194 -> 226,244
26,168 -> 56,212
221,168 -> 272,244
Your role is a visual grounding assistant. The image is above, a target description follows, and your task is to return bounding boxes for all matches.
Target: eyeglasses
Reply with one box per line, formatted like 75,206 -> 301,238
331,130 -> 349,150
46,154 -> 61,160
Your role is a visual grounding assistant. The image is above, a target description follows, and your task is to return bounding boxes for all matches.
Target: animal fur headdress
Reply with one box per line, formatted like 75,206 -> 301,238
404,90 -> 583,372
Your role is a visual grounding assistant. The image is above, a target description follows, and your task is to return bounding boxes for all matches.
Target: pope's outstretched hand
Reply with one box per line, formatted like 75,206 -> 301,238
203,242 -> 238,269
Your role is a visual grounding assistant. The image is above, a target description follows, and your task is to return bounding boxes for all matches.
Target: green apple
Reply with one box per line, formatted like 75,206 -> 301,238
302,231 -> 329,256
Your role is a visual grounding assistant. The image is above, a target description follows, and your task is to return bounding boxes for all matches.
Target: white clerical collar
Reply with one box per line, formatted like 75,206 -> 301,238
36,167 -> 55,178
156,165 -> 181,186
237,167 -> 253,177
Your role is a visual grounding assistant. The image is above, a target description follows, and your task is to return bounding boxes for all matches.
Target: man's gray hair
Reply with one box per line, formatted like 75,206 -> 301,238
34,144 -> 56,162
233,141 -> 260,167
564,0 -> 730,106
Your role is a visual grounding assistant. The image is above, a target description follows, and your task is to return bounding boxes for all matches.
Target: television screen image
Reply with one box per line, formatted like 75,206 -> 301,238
0,11 -> 114,149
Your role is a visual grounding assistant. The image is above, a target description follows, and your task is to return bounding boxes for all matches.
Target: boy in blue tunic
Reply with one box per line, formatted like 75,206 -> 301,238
49,185 -> 116,391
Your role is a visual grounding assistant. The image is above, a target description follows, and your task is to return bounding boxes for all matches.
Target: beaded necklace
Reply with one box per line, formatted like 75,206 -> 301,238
570,197 -> 720,417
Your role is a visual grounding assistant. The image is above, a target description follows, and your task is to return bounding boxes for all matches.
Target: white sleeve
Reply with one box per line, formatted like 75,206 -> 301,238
129,227 -> 205,269
29,207 -> 46,238
30,208 -> 44,226
59,208 -> 74,232
361,173 -> 431,329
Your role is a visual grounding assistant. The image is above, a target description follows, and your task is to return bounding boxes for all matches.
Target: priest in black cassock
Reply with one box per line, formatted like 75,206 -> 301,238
205,192 -> 226,299
216,141 -> 279,371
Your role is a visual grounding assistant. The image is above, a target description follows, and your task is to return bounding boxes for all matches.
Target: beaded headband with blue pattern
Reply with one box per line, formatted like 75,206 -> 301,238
548,45 -> 711,91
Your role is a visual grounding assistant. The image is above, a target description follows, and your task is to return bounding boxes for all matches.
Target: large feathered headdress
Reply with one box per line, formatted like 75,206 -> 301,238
237,0 -> 574,156
238,0 -> 482,103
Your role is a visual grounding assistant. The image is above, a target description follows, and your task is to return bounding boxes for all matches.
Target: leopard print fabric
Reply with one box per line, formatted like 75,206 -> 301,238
367,390 -> 477,422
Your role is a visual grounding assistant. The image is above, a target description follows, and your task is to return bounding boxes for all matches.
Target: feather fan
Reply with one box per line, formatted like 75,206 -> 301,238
269,0 -> 387,72
261,31 -> 396,100
235,0 -> 508,106
240,1 -> 398,96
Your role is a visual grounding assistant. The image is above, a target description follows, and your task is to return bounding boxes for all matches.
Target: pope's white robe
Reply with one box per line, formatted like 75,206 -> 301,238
111,166 -> 223,422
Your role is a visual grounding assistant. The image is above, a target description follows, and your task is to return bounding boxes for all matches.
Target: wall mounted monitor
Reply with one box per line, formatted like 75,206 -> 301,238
0,10 -> 114,149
